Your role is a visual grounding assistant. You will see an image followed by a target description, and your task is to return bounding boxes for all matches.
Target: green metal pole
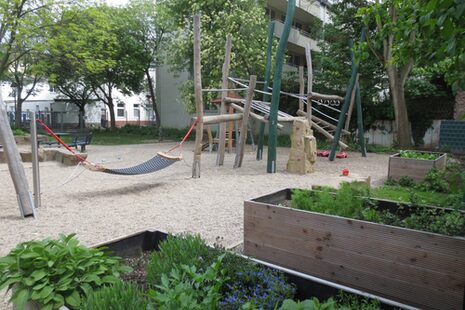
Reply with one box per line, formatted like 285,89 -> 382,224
329,28 -> 367,161
355,84 -> 367,157
267,0 -> 296,173
257,22 -> 275,161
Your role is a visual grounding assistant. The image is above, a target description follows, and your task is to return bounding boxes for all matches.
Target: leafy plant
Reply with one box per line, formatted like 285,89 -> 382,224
278,298 -> 336,310
398,150 -> 440,160
291,184 -> 465,236
146,234 -> 214,287
81,280 -> 147,310
12,128 -> 27,136
147,256 -> 226,310
0,234 -> 131,310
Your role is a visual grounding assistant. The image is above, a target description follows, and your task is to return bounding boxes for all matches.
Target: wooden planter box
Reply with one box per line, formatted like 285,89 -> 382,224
388,151 -> 447,182
244,189 -> 465,310
95,230 -> 406,308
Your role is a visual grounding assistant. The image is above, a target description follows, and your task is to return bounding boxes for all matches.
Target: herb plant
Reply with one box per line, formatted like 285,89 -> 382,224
81,280 -> 147,310
0,234 -> 131,310
147,256 -> 225,310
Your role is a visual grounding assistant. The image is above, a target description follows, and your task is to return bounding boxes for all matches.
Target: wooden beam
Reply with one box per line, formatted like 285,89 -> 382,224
230,103 -> 284,129
0,91 -> 35,217
234,75 -> 256,168
216,35 -> 232,166
196,113 -> 243,125
344,74 -> 360,132
308,92 -> 344,101
192,14 -> 203,178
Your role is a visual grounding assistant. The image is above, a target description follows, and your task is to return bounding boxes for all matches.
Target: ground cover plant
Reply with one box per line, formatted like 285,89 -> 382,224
291,181 -> 465,236
0,234 -> 131,310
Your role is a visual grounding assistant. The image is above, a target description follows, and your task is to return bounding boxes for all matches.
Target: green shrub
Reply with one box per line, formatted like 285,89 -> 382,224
148,256 -> 225,310
146,234 -> 213,286
81,280 -> 147,310
12,128 -> 27,136
0,234 -> 131,310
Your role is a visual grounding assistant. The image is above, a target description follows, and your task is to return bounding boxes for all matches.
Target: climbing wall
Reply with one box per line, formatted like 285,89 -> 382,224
287,118 -> 317,174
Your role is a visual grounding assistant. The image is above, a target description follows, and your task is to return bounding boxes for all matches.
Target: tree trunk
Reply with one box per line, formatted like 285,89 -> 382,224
78,105 -> 86,130
108,96 -> 116,129
15,100 -> 22,128
454,91 -> 465,120
145,68 -> 160,127
387,69 -> 412,147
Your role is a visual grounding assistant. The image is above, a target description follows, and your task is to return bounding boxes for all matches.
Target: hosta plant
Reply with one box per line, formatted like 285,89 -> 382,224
0,234 -> 131,310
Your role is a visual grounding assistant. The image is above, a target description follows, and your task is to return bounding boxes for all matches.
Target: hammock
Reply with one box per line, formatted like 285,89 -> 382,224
35,119 -> 197,176
84,152 -> 181,175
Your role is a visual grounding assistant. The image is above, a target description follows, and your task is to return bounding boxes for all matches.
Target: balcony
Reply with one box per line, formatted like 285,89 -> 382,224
271,19 -> 320,52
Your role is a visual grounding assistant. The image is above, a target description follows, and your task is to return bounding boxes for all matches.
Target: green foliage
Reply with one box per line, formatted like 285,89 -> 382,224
399,150 -> 440,160
0,234 -> 131,310
148,257 -> 225,310
291,184 -> 465,236
146,234 -> 213,287
291,183 -> 369,220
81,280 -> 148,310
12,128 -> 27,136
146,234 -> 295,309
278,298 -> 336,310
156,0 -> 273,111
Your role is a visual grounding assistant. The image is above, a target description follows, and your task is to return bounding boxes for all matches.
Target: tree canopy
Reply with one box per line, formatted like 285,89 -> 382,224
156,0 -> 273,111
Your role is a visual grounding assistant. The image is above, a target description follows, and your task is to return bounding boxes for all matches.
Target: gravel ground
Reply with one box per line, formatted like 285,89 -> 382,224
0,142 -> 390,309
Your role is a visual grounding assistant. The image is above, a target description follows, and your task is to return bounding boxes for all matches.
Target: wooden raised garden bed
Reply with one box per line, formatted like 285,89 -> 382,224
388,150 -> 447,182
244,189 -> 465,310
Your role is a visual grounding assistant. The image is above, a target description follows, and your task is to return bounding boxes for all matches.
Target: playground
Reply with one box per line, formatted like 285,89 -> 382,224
0,142 -> 388,255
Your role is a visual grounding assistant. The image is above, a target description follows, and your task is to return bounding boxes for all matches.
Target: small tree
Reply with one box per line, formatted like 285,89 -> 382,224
156,0 -> 272,111
358,0 -> 418,147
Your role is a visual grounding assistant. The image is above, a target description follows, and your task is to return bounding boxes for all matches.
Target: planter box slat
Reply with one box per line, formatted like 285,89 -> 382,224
245,215 -> 465,276
247,203 -> 465,257
244,196 -> 465,310
244,240 -> 454,310
388,152 -> 447,182
244,225 -> 463,297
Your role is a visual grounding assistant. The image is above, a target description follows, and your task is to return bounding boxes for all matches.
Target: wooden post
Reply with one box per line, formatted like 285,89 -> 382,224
234,75 -> 256,168
329,28 -> 367,161
305,43 -> 313,126
227,106 -> 234,153
0,90 -> 35,217
216,35 -> 232,166
256,22 -> 275,161
192,14 -> 204,178
267,0 -> 296,173
30,112 -> 41,209
298,66 -> 304,112
344,73 -> 360,132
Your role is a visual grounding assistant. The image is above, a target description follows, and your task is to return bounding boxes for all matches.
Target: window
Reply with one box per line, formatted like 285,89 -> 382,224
117,102 -> 125,117
134,104 -> 140,118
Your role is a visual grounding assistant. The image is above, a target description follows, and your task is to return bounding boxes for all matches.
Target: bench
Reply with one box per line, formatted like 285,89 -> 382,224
67,133 -> 92,152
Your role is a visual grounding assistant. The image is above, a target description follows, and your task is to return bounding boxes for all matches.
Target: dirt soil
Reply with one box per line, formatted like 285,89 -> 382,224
0,142 -> 390,309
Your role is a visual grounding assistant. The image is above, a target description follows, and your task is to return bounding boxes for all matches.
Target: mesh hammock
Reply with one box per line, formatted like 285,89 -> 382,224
86,152 -> 181,176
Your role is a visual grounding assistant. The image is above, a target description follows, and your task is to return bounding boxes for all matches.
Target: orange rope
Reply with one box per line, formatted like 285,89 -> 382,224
167,119 -> 199,153
35,118 -> 87,162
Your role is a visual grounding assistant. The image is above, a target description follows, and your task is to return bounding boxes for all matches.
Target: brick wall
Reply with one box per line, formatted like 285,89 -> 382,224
454,91 -> 465,120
